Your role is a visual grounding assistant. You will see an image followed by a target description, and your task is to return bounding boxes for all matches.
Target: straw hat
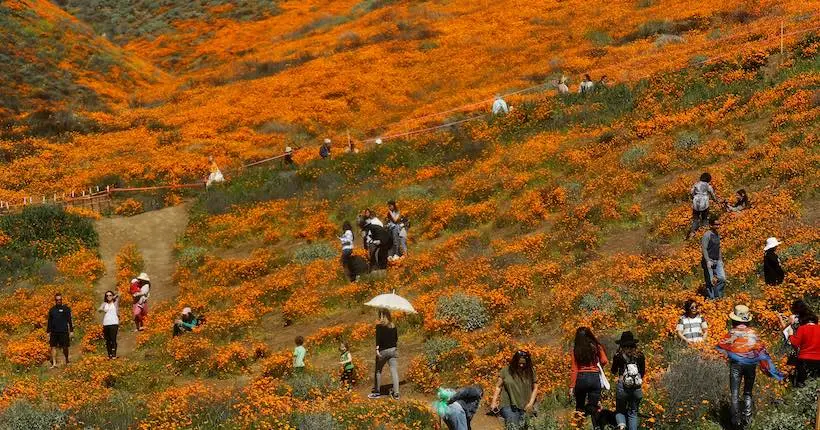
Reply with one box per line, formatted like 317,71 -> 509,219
763,237 -> 781,251
324,138 -> 331,144
181,307 -> 192,315
285,146 -> 293,154
729,305 -> 752,323
137,272 -> 150,282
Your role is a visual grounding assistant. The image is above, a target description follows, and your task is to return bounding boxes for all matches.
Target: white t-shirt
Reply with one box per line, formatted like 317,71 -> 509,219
101,300 -> 119,326
340,230 -> 354,250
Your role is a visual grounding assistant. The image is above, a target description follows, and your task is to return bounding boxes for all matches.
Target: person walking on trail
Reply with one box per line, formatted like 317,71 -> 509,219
369,309 -> 400,400
788,308 -> 820,387
676,299 -> 709,344
610,331 -> 645,430
687,172 -> 720,239
717,305 -> 784,429
490,350 -> 539,429
98,290 -> 119,359
763,237 -> 785,286
172,307 -> 200,336
206,156 -> 224,187
293,336 -> 307,372
578,74 -> 595,94
436,385 -> 484,430
320,138 -> 332,159
131,273 -> 151,331
283,146 -> 295,167
701,217 -> 726,300
339,340 -> 356,390
570,327 -> 608,430
557,76 -> 569,95
726,188 -> 749,212
492,95 -> 509,115
339,221 -> 356,282
386,200 -> 404,260
47,293 -> 73,368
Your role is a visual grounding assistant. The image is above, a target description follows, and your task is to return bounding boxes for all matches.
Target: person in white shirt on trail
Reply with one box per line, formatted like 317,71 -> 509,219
339,221 -> 356,282
687,172 -> 721,239
492,95 -> 509,115
578,74 -> 595,94
98,290 -> 120,359
676,299 -> 708,344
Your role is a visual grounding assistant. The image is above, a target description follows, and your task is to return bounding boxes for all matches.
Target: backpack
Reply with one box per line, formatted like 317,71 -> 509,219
692,183 -> 710,211
621,354 -> 643,389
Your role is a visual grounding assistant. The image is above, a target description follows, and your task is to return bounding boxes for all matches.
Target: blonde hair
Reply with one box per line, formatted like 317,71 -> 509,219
378,309 -> 394,328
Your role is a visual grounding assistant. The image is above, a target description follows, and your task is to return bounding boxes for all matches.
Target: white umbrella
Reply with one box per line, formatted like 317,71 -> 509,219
364,291 -> 417,314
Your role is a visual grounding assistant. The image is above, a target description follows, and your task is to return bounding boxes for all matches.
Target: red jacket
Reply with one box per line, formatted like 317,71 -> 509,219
790,323 -> 820,361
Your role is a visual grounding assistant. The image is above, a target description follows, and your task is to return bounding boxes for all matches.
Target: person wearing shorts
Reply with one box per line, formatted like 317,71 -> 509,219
47,293 -> 73,368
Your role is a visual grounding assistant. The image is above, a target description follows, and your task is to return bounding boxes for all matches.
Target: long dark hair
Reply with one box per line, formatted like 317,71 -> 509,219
507,350 -> 535,383
736,189 -> 749,206
683,299 -> 699,316
616,344 -> 640,360
573,327 -> 601,365
792,300 -> 818,325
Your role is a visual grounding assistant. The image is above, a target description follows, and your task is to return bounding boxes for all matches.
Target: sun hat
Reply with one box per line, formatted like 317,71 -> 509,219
285,146 -> 293,153
137,272 -> 150,282
763,237 -> 781,251
181,307 -> 192,315
324,138 -> 331,144
375,138 -> 383,145
615,331 -> 638,347
729,305 -> 752,323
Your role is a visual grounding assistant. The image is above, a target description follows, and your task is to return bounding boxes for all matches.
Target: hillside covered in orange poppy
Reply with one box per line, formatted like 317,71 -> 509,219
0,0 -> 819,429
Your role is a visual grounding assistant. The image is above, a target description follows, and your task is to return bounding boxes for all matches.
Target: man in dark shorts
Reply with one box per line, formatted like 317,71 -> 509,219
47,293 -> 73,368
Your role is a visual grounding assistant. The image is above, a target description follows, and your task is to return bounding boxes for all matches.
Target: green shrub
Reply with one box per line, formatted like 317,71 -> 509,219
585,29 -> 613,47
751,379 -> 819,430
620,145 -> 648,167
660,348 -> 727,424
178,246 -> 208,268
0,400 -> 66,430
423,337 -> 460,369
291,412 -> 341,430
285,371 -> 340,400
436,294 -> 489,331
293,243 -> 337,264
674,130 -> 701,151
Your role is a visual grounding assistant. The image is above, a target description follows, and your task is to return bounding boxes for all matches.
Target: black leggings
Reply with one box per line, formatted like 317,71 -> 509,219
103,324 -> 118,358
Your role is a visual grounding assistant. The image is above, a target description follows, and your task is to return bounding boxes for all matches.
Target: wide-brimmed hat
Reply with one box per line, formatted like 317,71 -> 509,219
137,272 -> 150,282
615,331 -> 638,347
729,305 -> 752,323
323,138 -> 331,144
285,146 -> 293,153
763,237 -> 781,251
181,307 -> 192,315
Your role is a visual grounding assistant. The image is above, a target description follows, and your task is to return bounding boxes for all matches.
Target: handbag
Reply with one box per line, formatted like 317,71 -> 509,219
597,362 -> 611,391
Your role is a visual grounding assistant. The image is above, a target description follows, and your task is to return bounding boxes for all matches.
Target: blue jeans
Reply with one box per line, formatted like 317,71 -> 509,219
500,406 -> 526,429
702,258 -> 726,299
615,381 -> 642,430
443,401 -> 468,430
574,372 -> 602,429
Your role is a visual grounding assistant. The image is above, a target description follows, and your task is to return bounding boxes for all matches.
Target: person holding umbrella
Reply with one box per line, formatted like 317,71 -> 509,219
364,292 -> 416,400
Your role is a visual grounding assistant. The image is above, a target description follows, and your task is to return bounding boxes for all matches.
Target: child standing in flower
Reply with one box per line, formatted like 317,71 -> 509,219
339,340 -> 356,389
293,336 -> 306,373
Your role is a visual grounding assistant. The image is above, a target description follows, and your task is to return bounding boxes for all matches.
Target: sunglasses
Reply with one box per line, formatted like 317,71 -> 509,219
516,350 -> 530,357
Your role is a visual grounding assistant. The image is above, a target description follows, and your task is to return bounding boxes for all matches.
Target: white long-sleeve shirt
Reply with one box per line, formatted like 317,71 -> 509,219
492,98 -> 509,115
340,230 -> 354,250
100,299 -> 119,326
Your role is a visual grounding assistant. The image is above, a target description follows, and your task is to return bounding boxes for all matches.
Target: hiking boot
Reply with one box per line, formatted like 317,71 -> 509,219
367,392 -> 381,399
390,392 -> 400,400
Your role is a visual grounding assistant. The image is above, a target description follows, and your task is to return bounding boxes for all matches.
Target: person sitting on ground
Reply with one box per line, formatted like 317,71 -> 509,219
726,189 -> 749,212
701,217 -> 726,300
687,172 -> 720,239
339,221 -> 356,282
435,385 -> 484,430
716,305 -> 784,429
788,309 -> 820,387
597,75 -> 609,90
557,76 -> 570,95
762,237 -> 784,286
283,146 -> 295,166
320,138 -> 331,159
491,350 -> 539,429
172,307 -> 200,336
610,331 -> 645,430
492,95 -> 510,115
676,299 -> 709,344
578,74 -> 595,94
570,327 -> 608,430
206,156 -> 225,187
339,340 -> 356,390
293,335 -> 307,372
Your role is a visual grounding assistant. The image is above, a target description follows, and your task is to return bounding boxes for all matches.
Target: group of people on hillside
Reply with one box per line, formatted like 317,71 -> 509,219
685,172 -> 784,300
492,74 -> 611,117
339,201 -> 410,281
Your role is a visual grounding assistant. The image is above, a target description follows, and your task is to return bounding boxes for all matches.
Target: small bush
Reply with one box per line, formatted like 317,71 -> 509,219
114,199 -> 144,216
0,400 -> 66,430
436,294 -> 489,331
178,246 -> 208,269
285,371 -> 340,400
293,243 -> 337,264
674,130 -> 701,151
291,412 -> 341,430
423,337 -> 460,369
620,145 -> 648,167
660,348 -> 728,424
751,379 -> 819,430
585,29 -> 613,47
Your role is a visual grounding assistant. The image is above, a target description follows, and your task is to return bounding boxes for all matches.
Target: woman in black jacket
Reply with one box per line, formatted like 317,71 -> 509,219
763,237 -> 784,286
610,331 -> 645,430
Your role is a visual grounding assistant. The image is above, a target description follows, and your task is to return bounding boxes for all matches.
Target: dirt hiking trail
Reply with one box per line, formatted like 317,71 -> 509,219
93,204 -> 189,356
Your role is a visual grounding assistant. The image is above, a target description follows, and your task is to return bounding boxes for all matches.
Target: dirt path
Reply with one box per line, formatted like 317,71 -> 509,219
93,204 -> 189,356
